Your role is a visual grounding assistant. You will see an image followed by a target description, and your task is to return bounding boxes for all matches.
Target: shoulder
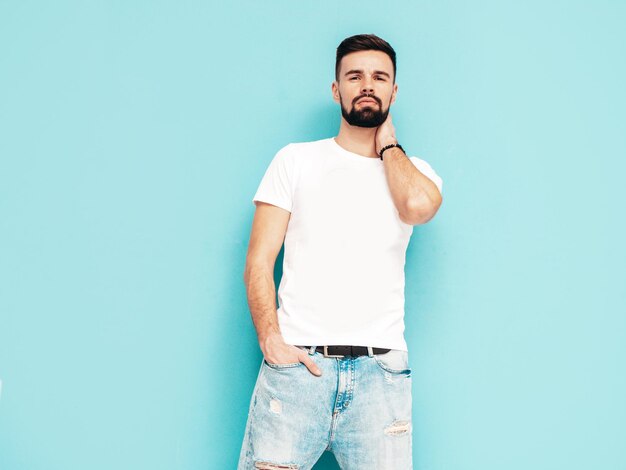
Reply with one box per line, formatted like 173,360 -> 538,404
275,138 -> 331,161
282,137 -> 330,152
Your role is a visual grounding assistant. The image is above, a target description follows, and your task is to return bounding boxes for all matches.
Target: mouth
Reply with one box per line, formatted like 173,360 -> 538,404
357,98 -> 378,105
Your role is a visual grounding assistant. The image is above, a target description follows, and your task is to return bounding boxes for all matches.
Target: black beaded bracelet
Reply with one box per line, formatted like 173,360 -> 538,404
379,143 -> 405,160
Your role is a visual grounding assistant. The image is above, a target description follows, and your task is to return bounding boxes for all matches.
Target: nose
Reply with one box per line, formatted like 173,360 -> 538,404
361,77 -> 374,94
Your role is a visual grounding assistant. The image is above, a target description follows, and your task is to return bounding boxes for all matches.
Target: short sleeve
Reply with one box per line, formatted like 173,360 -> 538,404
252,144 -> 294,212
409,156 -> 443,194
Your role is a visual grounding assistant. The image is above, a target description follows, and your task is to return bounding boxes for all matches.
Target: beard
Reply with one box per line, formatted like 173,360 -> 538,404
340,93 -> 390,128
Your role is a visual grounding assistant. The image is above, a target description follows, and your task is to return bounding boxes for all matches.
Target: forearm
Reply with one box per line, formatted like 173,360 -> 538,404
244,264 -> 283,348
382,147 -> 441,224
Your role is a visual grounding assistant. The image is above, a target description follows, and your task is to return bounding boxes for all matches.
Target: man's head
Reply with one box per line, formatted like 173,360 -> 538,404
332,34 -> 398,128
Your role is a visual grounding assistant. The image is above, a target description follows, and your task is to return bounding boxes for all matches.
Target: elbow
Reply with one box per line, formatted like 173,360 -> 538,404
243,259 -> 274,288
400,192 -> 443,225
243,265 -> 250,287
243,262 -> 256,288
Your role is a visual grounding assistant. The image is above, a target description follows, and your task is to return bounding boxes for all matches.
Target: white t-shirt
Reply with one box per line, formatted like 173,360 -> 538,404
252,137 -> 443,351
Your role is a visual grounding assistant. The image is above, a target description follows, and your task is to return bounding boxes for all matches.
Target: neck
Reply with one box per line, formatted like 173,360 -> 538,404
334,118 -> 379,159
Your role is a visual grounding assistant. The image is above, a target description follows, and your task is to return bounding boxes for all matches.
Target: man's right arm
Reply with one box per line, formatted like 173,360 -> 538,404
243,201 -> 321,376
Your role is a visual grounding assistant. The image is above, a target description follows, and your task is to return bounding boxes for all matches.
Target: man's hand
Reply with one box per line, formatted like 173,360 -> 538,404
375,113 -> 398,156
261,333 -> 322,376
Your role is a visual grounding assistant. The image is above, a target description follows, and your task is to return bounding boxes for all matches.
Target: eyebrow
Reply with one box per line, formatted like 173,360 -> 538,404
344,69 -> 391,78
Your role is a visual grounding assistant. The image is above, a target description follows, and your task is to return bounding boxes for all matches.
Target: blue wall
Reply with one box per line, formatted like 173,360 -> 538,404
1,1 -> 625,469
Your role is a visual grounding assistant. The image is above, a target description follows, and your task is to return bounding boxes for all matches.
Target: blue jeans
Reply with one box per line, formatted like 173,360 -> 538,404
238,346 -> 413,469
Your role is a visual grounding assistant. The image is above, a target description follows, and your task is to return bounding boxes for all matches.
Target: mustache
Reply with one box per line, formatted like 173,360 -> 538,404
354,94 -> 381,106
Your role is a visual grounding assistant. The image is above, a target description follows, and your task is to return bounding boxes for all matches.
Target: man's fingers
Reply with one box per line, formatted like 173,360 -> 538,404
300,354 -> 322,376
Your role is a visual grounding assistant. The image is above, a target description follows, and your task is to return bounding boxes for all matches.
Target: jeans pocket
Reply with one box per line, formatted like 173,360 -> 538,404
263,358 -> 303,369
262,346 -> 312,370
373,349 -> 412,375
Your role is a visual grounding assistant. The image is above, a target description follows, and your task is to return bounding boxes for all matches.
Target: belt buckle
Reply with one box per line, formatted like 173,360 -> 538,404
323,345 -> 344,358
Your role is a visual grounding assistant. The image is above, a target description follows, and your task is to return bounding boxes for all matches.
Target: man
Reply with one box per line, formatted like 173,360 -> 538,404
238,34 -> 443,469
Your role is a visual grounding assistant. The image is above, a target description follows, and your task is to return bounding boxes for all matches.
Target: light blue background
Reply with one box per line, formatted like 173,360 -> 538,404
1,1 -> 625,469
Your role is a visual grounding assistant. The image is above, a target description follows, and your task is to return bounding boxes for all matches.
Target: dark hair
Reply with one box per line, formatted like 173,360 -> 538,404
335,34 -> 397,83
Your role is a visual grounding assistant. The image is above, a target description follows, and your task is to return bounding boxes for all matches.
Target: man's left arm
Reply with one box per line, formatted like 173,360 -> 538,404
376,114 -> 443,225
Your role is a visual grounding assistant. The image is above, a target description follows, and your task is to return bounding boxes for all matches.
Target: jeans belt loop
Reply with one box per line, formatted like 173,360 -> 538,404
367,346 -> 374,357
308,345 -> 316,355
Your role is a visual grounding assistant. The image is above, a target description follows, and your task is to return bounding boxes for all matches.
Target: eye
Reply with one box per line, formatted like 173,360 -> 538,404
349,76 -> 359,80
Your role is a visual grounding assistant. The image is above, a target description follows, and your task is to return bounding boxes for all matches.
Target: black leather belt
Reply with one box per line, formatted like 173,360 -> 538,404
298,345 -> 391,358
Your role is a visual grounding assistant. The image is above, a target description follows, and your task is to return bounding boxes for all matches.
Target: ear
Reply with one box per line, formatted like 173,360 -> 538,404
390,82 -> 398,105
331,80 -> 340,104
